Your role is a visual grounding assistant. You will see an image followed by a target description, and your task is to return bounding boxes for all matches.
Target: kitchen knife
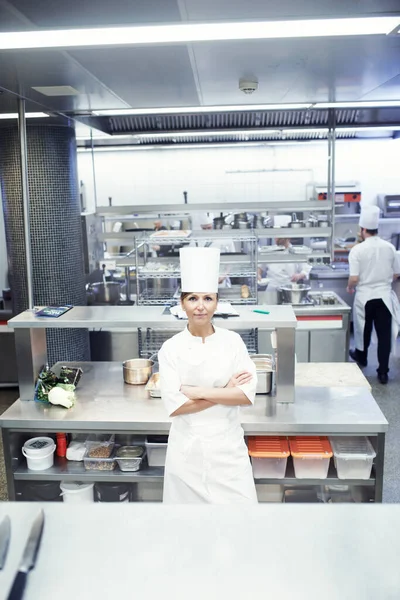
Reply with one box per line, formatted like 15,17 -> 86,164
6,510 -> 44,600
0,515 -> 11,569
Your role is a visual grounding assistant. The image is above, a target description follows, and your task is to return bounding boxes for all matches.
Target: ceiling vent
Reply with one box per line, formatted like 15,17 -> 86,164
32,85 -> 81,96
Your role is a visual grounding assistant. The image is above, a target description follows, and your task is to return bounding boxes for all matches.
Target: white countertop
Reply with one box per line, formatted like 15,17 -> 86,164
296,363 -> 371,389
0,503 -> 399,600
8,305 -> 297,330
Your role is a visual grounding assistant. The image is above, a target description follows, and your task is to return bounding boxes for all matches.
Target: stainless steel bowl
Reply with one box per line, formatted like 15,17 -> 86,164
250,354 -> 274,394
279,283 -> 311,305
123,359 -> 154,385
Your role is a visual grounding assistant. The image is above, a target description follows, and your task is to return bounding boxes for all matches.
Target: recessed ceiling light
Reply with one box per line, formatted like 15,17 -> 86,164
0,112 -> 49,119
32,85 -> 80,96
0,17 -> 398,50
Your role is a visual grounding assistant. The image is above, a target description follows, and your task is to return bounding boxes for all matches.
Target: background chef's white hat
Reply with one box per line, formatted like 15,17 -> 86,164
199,212 -> 214,226
180,247 -> 220,292
359,205 -> 380,229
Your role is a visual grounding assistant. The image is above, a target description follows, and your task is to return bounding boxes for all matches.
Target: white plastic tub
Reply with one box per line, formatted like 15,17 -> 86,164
60,481 -> 94,503
22,437 -> 56,471
145,437 -> 168,467
251,457 -> 287,479
292,457 -> 331,479
330,437 -> 376,480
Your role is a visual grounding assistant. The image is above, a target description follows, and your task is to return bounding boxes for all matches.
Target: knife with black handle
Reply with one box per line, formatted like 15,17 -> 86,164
7,510 -> 44,600
0,515 -> 11,570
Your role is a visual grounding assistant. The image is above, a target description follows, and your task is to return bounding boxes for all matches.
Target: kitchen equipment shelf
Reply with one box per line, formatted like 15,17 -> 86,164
138,327 -> 259,357
13,456 -> 375,487
135,233 -> 258,306
255,227 -> 332,238
258,253 -> 331,263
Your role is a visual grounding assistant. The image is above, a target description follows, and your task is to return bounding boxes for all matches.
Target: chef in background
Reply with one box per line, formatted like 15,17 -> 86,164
265,238 -> 312,289
152,219 -> 173,257
348,205 -> 400,384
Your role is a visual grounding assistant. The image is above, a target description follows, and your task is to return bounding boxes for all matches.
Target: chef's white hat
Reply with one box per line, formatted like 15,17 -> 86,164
359,205 -> 380,230
180,247 -> 220,292
199,212 -> 214,226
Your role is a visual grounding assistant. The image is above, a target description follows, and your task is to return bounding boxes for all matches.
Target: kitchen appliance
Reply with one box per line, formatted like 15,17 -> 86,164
213,212 -> 232,229
317,185 -> 362,215
378,195 -> 400,218
288,213 -> 305,229
6,510 -> 44,600
86,281 -> 121,305
279,283 -> 311,304
123,358 -> 154,385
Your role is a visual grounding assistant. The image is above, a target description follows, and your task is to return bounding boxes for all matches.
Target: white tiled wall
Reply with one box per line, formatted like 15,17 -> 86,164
78,138 -> 400,213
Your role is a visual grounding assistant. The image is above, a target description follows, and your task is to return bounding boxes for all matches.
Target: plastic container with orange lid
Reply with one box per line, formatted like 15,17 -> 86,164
289,437 -> 333,479
248,437 -> 290,479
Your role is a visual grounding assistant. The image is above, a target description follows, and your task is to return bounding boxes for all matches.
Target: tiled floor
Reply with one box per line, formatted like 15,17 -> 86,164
0,342 -> 399,503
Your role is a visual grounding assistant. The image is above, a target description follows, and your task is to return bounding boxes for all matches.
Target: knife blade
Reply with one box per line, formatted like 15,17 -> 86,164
0,515 -> 11,570
6,510 -> 44,600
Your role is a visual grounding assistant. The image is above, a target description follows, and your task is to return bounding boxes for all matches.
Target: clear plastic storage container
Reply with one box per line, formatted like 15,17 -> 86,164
330,436 -> 376,480
289,437 -> 333,479
83,449 -> 117,471
145,436 -> 168,467
85,434 -> 115,459
248,437 -> 290,479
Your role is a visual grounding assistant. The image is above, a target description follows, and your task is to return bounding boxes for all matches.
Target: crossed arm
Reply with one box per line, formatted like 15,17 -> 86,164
171,372 -> 253,417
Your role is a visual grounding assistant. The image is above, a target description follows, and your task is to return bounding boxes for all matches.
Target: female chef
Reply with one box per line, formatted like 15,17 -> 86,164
158,246 -> 258,504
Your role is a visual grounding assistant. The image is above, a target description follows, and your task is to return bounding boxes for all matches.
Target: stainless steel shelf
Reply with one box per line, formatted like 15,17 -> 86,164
97,200 -> 333,216
255,227 -> 332,238
258,253 -> 330,263
14,458 -> 164,483
14,458 -> 374,487
137,271 -> 257,279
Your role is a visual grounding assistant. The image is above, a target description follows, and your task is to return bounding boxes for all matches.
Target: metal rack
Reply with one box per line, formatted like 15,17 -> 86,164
138,327 -> 259,357
135,232 -> 258,306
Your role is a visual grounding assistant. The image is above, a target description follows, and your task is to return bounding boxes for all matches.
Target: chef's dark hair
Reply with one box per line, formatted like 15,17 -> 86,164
363,228 -> 378,235
181,292 -> 218,300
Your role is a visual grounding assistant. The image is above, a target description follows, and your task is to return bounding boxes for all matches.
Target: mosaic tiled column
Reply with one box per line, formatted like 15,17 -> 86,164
0,124 -> 90,364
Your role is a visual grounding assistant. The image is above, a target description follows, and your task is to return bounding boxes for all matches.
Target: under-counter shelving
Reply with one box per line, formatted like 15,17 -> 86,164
13,455 -> 375,487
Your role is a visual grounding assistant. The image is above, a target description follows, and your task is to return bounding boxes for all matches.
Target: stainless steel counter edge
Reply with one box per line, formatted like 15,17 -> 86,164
0,385 -> 388,434
8,305 -> 298,330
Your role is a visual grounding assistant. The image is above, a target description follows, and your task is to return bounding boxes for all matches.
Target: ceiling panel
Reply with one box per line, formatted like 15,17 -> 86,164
0,4 -> 30,31
5,0 -> 181,28
191,35 -> 400,104
69,46 -> 200,108
0,51 -> 129,112
182,0 -> 400,20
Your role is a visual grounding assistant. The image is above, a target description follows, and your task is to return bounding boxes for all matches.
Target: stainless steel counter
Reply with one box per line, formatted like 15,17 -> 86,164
0,362 -> 387,434
2,503 -> 400,600
9,305 -> 298,403
8,305 -> 297,330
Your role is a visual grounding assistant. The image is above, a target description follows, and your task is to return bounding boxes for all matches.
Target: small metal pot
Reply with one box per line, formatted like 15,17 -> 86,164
279,283 -> 311,305
123,358 -> 154,385
288,212 -> 306,229
87,281 -> 121,305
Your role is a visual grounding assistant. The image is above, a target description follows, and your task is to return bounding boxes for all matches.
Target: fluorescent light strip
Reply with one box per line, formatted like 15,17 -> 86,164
0,112 -> 49,119
77,125 -> 400,141
0,17 -> 399,50
93,99 -> 400,118
315,100 -> 400,108
93,103 -> 312,116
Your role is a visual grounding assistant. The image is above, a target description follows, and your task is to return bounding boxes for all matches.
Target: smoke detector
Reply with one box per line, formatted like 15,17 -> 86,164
239,78 -> 258,95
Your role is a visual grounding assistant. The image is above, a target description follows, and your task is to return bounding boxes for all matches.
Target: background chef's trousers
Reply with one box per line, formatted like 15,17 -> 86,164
356,298 -> 392,374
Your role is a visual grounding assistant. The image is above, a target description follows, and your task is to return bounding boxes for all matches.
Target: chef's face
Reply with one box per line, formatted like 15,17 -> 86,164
181,292 -> 218,324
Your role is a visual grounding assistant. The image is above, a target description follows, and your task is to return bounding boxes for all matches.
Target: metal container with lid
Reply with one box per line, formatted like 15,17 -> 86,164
250,354 -> 274,394
116,446 -> 145,472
